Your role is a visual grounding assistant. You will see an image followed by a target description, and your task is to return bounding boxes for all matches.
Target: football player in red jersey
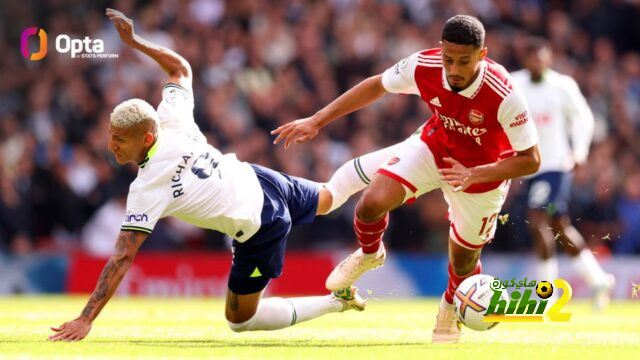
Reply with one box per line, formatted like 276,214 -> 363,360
272,15 -> 540,343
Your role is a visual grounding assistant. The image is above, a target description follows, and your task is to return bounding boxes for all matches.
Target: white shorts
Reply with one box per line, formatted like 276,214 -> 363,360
377,135 -> 510,250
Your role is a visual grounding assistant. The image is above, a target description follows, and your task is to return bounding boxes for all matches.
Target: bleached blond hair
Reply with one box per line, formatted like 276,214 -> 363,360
110,98 -> 159,128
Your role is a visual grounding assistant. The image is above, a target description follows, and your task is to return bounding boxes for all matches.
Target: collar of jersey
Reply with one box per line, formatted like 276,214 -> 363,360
138,132 -> 161,168
441,60 -> 486,99
529,68 -> 549,83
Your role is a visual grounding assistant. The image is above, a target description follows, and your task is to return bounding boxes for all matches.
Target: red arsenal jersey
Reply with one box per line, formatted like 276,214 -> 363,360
382,48 -> 538,193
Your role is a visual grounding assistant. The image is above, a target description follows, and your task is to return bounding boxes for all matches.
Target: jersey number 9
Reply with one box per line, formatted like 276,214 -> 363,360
191,152 -> 221,179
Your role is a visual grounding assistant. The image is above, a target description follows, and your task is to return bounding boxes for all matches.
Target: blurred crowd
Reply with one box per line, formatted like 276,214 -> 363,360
1,0 -> 639,256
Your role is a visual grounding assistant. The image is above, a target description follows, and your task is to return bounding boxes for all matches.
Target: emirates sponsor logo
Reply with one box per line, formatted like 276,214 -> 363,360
438,113 -> 488,137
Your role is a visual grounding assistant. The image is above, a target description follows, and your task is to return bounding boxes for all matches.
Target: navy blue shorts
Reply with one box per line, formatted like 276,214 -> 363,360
228,164 -> 319,295
523,171 -> 572,216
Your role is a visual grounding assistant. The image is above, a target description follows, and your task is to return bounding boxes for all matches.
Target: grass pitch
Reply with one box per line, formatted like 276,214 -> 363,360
0,296 -> 638,359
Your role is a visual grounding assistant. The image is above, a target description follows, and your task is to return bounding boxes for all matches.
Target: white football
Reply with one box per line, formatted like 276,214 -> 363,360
452,274 -> 508,331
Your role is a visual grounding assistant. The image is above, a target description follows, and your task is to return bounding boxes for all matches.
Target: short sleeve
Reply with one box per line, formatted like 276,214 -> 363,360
156,84 -> 194,125
381,52 -> 420,95
497,88 -> 539,151
156,84 -> 205,142
120,183 -> 168,234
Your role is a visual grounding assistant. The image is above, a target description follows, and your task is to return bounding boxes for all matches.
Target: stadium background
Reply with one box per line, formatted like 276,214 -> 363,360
1,0 -> 639,299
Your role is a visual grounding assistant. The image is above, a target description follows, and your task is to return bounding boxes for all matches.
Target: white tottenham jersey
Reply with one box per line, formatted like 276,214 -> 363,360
121,84 -> 264,243
511,69 -> 594,173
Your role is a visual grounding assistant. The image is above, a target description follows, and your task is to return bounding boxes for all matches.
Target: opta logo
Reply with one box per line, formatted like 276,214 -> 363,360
20,27 -> 48,61
55,34 -> 104,58
20,27 -> 116,60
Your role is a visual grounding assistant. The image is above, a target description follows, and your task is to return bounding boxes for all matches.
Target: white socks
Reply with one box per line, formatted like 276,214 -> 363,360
324,143 -> 403,213
536,257 -> 559,302
536,257 -> 558,283
572,249 -> 608,288
227,295 -> 343,332
537,249 -> 608,291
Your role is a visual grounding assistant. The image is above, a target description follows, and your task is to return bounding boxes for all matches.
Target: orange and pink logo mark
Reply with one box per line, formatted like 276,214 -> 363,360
21,27 -> 48,61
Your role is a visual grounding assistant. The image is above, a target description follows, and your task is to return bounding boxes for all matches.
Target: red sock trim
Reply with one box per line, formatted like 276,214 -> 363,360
354,213 -> 389,254
443,261 -> 483,304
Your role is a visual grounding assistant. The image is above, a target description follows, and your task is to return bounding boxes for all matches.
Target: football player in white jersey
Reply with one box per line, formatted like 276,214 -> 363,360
49,8 -> 408,341
511,37 -> 614,310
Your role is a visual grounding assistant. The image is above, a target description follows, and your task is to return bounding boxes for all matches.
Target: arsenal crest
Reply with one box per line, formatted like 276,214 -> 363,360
468,109 -> 484,125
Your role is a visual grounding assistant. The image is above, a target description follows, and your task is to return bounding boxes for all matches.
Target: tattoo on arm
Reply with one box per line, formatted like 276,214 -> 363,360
80,231 -> 141,320
80,303 -> 94,318
116,231 -> 131,253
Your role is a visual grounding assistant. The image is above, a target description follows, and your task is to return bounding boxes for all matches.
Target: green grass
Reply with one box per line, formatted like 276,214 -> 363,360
0,296 -> 638,359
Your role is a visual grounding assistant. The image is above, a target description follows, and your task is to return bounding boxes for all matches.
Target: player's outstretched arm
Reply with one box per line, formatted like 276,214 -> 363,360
271,74 -> 386,149
48,230 -> 147,342
106,8 -> 192,89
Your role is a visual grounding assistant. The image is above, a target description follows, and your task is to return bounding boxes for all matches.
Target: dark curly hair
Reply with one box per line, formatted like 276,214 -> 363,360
442,15 -> 485,48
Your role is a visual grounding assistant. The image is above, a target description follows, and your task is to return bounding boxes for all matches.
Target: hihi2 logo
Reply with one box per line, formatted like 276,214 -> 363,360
483,278 -> 573,323
21,27 -> 47,61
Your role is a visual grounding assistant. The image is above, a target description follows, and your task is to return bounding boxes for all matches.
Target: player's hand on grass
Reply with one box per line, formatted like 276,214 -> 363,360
271,117 -> 321,149
106,8 -> 135,46
48,317 -> 92,342
439,157 -> 476,192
